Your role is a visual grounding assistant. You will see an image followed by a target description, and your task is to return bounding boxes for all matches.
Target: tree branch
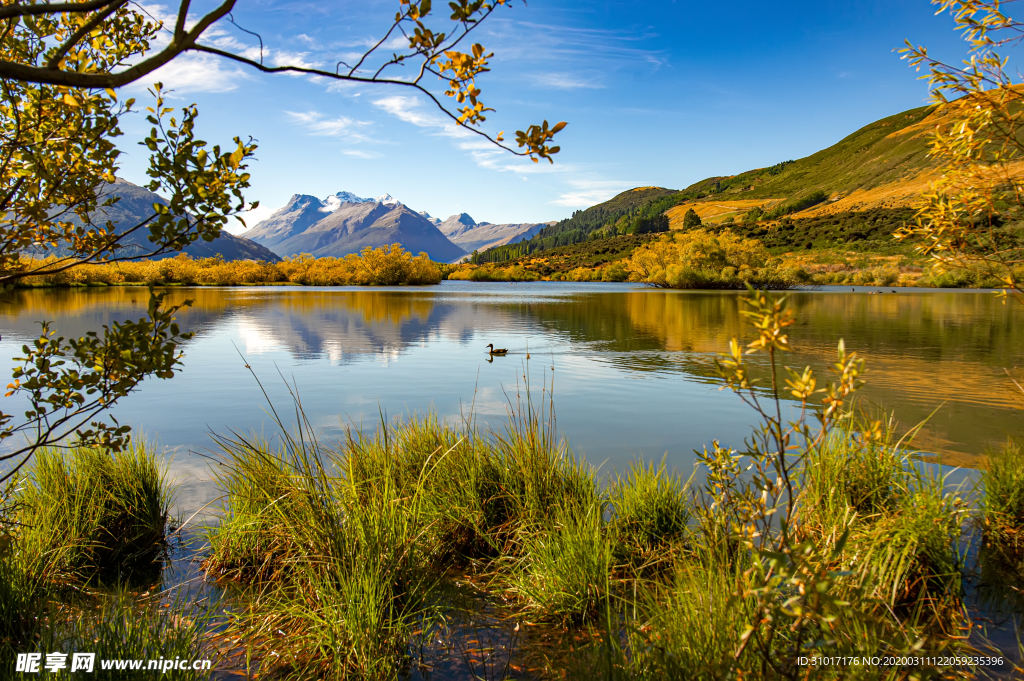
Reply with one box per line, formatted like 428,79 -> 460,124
191,44 -> 525,157
0,0 -> 236,87
0,0 -> 121,20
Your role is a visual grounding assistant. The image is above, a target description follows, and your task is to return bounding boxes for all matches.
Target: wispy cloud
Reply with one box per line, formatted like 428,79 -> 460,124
532,72 -> 605,90
271,50 -> 321,70
342,149 -> 382,159
373,95 -> 447,129
374,95 -> 559,173
493,19 -> 668,69
285,111 -> 371,139
551,179 -> 636,208
137,52 -> 249,94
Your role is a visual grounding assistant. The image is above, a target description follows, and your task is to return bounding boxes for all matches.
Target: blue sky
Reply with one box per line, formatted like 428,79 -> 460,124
116,0 -> 975,230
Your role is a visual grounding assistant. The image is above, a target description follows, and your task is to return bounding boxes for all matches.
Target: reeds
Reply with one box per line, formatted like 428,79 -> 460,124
0,442 -> 180,664
15,443 -> 170,585
981,439 -> 1024,551
198,394 -> 982,677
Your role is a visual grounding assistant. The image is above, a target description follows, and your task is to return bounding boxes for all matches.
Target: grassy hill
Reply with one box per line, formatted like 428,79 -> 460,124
472,187 -> 677,263
475,103 -> 944,267
678,105 -> 937,205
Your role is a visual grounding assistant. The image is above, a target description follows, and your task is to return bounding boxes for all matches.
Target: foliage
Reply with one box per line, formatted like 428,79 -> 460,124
761,189 -> 830,220
0,72 -> 254,480
473,188 -> 679,264
681,207 -> 702,230
896,0 -> 1024,302
728,207 -> 919,252
625,229 -> 793,289
278,246 -> 441,286
14,443 -> 169,585
17,246 -> 443,287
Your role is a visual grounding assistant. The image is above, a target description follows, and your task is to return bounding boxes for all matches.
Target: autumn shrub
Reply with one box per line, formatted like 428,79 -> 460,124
16,245 -> 443,288
625,229 -> 793,289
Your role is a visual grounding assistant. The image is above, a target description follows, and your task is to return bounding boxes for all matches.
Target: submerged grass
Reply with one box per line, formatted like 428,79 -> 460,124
982,439 -> 1024,552
0,442 -> 191,669
15,443 -> 170,586
196,380 -> 984,678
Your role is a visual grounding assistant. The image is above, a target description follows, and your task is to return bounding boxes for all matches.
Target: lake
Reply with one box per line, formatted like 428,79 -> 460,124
1,282 -> 1021,519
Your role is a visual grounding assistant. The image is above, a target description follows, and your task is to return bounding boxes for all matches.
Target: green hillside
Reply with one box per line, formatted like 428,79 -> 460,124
474,104 -> 939,266
472,187 -> 678,263
679,105 -> 935,202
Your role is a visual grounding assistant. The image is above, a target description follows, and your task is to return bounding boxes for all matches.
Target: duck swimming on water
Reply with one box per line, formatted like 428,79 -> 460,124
486,343 -> 508,356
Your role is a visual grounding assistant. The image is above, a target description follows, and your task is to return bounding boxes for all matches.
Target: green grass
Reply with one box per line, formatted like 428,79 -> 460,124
981,439 -> 1024,551
609,458 -> 692,573
39,589 -> 218,680
15,443 -> 170,586
505,481 -> 611,624
195,392 -> 983,677
0,443 -> 191,670
801,425 -> 966,628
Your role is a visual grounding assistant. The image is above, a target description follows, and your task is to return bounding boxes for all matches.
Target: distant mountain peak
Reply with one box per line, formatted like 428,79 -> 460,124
321,191 -> 372,213
419,211 -> 441,226
375,193 -> 399,206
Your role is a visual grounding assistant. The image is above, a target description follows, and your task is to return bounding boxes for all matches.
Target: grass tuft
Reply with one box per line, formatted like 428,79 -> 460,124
16,443 -> 170,586
609,458 -> 692,572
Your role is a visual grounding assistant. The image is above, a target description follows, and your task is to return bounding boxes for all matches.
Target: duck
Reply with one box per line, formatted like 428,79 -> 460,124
486,343 -> 508,356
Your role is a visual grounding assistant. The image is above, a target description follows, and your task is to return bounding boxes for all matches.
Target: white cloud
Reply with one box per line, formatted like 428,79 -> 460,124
271,50 -> 321,70
227,203 -> 275,234
383,36 -> 409,50
372,95 -> 441,128
551,180 -> 636,208
342,149 -> 382,158
135,52 -> 248,94
285,111 -> 371,138
532,72 -> 605,90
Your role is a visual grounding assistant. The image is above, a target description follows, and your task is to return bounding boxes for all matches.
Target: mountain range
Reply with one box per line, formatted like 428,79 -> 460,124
436,213 -> 550,254
71,179 -> 281,262
244,192 -> 549,262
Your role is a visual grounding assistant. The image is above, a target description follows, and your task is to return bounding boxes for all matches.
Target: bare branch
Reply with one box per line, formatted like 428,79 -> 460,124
174,0 -> 191,40
191,44 -> 526,156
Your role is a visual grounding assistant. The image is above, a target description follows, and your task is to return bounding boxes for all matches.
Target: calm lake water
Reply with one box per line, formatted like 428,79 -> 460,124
0,282 -> 1021,518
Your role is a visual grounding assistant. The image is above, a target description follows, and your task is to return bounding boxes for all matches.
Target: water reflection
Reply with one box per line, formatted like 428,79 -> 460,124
0,283 -> 1020,514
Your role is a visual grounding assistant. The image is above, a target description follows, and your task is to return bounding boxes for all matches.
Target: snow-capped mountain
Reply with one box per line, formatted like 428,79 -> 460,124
419,211 -> 442,226
321,191 -> 374,212
246,190 -> 549,263
245,192 -> 462,262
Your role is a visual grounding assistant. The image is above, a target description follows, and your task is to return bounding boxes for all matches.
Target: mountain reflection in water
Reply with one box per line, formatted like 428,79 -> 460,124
0,282 -> 1020,516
